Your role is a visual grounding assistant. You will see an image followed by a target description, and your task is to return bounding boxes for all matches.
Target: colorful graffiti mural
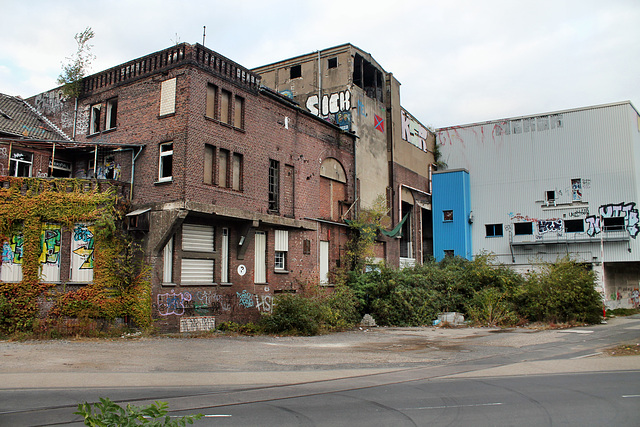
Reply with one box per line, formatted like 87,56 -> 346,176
586,202 -> 639,238
72,225 -> 95,269
39,225 -> 61,265
157,290 -> 192,316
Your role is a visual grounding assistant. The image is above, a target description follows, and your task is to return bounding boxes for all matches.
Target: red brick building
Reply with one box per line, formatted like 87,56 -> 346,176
23,43 -> 356,331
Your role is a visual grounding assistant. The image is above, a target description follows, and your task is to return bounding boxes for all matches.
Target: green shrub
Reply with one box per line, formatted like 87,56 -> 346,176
520,257 -> 602,324
466,287 -> 519,327
75,397 -> 202,426
217,321 -> 263,335
260,293 -> 322,335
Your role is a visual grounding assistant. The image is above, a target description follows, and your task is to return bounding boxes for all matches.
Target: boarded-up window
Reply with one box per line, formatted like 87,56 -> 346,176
160,78 -> 176,116
181,224 -> 215,284
204,145 -> 215,185
234,95 -> 244,128
163,237 -> 173,283
206,83 -> 217,118
218,149 -> 229,187
220,89 -> 231,124
282,164 -> 294,217
254,231 -> 266,283
232,153 -> 242,191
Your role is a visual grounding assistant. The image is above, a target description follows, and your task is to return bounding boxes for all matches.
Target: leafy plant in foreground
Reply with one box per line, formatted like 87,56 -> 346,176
75,397 -> 203,426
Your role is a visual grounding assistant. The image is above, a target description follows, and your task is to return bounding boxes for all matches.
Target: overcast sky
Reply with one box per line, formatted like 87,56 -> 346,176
2,0 -> 638,128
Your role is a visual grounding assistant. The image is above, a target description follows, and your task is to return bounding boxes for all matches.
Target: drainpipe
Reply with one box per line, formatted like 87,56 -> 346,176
50,143 -> 56,176
317,50 -> 322,114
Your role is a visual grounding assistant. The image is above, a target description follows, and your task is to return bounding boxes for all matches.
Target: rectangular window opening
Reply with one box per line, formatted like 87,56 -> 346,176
443,210 -> 453,222
158,142 -> 173,181
485,224 -> 503,237
206,83 -> 217,119
105,98 -> 117,130
204,144 -> 215,185
90,104 -> 101,134
603,217 -> 625,232
268,159 -> 280,212
159,78 -> 177,116
290,65 -> 301,79
234,95 -> 244,129
327,57 -> 337,69
9,150 -> 33,177
220,89 -> 231,124
218,149 -> 229,187
232,153 -> 242,191
514,222 -> 533,235
564,219 -> 584,233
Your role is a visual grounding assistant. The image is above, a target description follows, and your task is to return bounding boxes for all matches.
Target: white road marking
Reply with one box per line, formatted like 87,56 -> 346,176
402,402 -> 503,410
622,395 -> 640,398
570,352 -> 602,359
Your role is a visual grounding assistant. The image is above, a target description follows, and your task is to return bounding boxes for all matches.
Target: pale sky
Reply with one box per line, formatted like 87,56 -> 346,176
2,0 -> 638,128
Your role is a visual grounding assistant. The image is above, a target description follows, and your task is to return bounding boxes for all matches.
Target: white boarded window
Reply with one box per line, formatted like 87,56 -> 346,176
254,231 -> 266,283
275,230 -> 288,271
220,228 -> 229,283
181,259 -> 214,283
181,224 -> 215,284
159,78 -> 176,116
163,236 -> 173,283
182,224 -> 215,251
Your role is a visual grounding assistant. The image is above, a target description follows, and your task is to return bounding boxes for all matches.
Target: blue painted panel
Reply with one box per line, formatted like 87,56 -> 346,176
432,170 -> 472,261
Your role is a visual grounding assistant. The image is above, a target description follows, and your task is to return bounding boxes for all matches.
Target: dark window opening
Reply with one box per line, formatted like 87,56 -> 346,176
514,222 -> 533,235
486,224 -> 503,237
444,250 -> 454,258
564,219 -> 584,233
603,217 -> 625,232
290,65 -> 301,79
303,239 -> 311,255
268,159 -> 280,212
327,57 -> 337,69
352,53 -> 383,103
546,190 -> 556,202
443,210 -> 453,222
400,202 -> 413,258
106,98 -> 117,130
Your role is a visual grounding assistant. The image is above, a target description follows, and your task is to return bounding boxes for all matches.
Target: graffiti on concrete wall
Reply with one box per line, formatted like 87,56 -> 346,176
374,115 -> 384,133
306,90 -> 351,117
401,110 -> 429,152
586,202 -> 639,238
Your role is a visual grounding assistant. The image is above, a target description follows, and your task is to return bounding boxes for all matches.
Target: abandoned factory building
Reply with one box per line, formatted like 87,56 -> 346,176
3,43 -> 359,331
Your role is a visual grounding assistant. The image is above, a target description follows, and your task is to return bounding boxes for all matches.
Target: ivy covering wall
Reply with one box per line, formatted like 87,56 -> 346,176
0,177 -> 151,334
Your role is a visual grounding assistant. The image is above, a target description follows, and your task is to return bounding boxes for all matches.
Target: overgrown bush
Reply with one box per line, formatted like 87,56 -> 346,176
259,284 -> 359,335
519,257 -> 601,324
466,287 -> 519,326
75,397 -> 202,426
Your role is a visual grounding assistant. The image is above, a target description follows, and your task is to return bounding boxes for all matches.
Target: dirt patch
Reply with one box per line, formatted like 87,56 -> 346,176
603,342 -> 640,356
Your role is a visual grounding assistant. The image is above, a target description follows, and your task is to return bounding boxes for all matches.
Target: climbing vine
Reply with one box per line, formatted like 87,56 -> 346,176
0,177 -> 151,335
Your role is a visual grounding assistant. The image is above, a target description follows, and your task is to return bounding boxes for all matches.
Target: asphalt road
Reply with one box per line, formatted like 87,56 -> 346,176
1,315 -> 639,426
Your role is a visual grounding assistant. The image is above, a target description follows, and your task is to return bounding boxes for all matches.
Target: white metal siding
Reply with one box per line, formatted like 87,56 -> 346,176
181,259 -> 214,283
182,224 -> 214,252
0,239 -> 22,282
254,231 -> 266,283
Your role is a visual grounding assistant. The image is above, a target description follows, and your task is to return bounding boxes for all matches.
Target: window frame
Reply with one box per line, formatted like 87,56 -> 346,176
9,150 -> 33,177
220,89 -> 231,124
443,210 -> 453,222
234,95 -> 244,129
158,142 -> 173,182
89,103 -> 101,135
514,222 -> 533,236
603,217 -> 625,232
564,219 -> 585,233
105,98 -> 118,130
290,65 -> 302,79
268,159 -> 280,213
485,223 -> 504,237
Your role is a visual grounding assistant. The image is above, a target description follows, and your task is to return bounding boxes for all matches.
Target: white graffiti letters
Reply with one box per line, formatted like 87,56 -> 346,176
586,202 -> 639,238
157,291 -> 192,316
306,90 -> 351,116
401,110 -> 429,152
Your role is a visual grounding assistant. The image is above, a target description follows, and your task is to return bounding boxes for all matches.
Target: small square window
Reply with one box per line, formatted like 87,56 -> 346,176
485,224 -> 503,237
443,210 -> 453,222
275,251 -> 286,270
514,222 -> 533,235
546,191 -> 556,202
444,250 -> 454,258
327,58 -> 338,69
290,65 -> 302,79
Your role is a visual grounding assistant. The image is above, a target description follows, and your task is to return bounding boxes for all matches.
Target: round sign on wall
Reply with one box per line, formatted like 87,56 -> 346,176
237,265 -> 247,276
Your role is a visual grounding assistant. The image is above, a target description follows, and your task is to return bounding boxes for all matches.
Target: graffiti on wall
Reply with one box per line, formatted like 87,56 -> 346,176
157,290 -> 192,316
334,111 -> 352,131
401,110 -> 429,153
374,115 -> 384,133
306,90 -> 351,117
585,202 -> 639,238
2,234 -> 24,265
157,290 -> 273,316
72,225 -> 94,269
538,219 -> 563,235
571,178 -> 582,202
39,225 -> 61,265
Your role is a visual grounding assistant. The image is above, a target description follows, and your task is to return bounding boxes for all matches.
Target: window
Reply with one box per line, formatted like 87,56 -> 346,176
254,231 -> 266,283
105,98 -> 118,130
603,217 -> 625,232
546,190 -> 556,203
231,153 -> 242,191
444,250 -> 454,258
181,224 -> 215,284
443,210 -> 453,222
303,239 -> 311,255
204,144 -> 215,185
514,222 -> 533,235
290,65 -> 301,79
274,230 -> 288,271
206,83 -> 217,119
90,104 -> 101,134
268,159 -> 280,212
218,149 -> 229,187
50,159 -> 72,178
485,224 -> 503,237
565,219 -> 584,233
571,178 -> 582,202
220,228 -> 229,283
327,57 -> 337,69
163,237 -> 173,284
158,142 -> 173,182
220,89 -> 231,124
9,150 -> 32,177
159,78 -> 176,116
234,95 -> 244,129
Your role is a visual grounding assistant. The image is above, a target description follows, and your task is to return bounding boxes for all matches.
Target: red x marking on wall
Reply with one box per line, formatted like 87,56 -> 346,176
374,115 -> 384,132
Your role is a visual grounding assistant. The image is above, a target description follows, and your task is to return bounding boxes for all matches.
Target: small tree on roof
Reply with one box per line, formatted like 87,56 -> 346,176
57,27 -> 95,99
